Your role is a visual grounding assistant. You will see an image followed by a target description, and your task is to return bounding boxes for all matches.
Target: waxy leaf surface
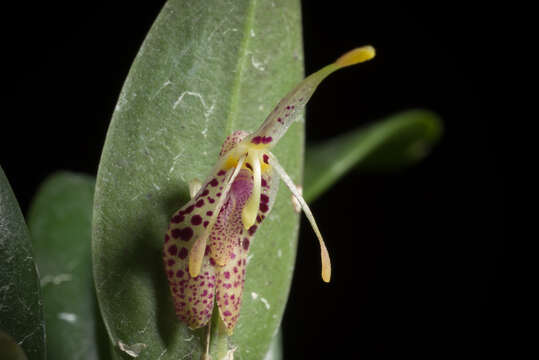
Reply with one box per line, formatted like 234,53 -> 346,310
0,167 -> 45,360
92,1 -> 304,359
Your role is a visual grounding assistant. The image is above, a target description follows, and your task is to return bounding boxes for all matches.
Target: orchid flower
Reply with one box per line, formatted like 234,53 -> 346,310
163,46 -> 376,333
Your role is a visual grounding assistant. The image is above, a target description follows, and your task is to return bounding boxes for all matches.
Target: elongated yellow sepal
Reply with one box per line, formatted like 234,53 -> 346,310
335,45 -> 376,68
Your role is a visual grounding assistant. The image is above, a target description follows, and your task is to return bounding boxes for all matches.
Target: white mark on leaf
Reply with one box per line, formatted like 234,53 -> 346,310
151,80 -> 172,100
260,297 -> 271,310
58,312 -> 77,323
118,341 -> 147,358
251,55 -> 266,71
173,91 -> 215,138
169,150 -> 185,175
40,273 -> 72,287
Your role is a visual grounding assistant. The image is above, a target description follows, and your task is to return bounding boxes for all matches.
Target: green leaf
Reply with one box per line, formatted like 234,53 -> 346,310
304,109 -> 442,202
27,172 -> 109,360
0,330 -> 28,360
92,1 -> 304,359
0,167 -> 45,360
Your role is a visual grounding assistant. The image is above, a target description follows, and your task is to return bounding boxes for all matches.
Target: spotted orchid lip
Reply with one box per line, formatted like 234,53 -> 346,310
163,46 -> 375,333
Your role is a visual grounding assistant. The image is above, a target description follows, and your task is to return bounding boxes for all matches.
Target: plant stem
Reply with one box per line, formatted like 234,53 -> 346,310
209,307 -> 229,360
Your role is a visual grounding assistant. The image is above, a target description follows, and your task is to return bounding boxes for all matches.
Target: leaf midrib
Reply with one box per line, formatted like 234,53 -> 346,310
224,0 -> 257,136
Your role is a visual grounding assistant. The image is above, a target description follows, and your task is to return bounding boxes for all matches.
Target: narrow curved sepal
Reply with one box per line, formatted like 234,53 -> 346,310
246,45 -> 376,149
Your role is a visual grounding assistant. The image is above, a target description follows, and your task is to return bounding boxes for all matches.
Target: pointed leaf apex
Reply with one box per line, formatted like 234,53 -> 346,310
335,46 -> 376,68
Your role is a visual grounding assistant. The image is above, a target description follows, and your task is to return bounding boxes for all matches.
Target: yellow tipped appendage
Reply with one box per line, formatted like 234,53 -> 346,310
335,45 -> 376,68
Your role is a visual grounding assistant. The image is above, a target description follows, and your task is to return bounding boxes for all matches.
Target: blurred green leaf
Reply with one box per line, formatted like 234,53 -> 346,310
0,167 -> 45,360
0,330 -> 28,360
27,172 -> 109,360
92,0 -> 304,359
304,109 -> 442,202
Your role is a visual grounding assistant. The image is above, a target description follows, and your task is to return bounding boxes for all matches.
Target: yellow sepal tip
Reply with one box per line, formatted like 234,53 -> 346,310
335,45 -> 376,68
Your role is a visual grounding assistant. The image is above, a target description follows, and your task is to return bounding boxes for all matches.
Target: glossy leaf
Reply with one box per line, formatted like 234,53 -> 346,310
304,109 -> 442,202
92,0 -> 304,359
0,166 -> 45,360
27,172 -> 109,360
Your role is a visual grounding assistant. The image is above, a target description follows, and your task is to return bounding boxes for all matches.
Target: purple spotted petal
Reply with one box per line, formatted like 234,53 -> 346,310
214,169 -> 277,332
215,239 -> 247,332
163,163 -> 235,328
219,130 -> 249,157
209,169 -> 253,266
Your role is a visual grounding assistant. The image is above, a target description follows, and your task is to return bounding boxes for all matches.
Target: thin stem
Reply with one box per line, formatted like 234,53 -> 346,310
209,306 -> 229,360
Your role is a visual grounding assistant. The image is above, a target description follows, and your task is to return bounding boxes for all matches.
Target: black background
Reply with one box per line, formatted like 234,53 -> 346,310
3,1 -> 504,359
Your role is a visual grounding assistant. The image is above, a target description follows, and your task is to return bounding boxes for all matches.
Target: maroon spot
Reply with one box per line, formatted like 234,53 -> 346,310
167,259 -> 175,266
248,225 -> 257,236
233,267 -> 238,273
164,234 -> 170,242
171,214 -> 184,223
201,189 -> 209,196
195,199 -> 204,207
205,245 -> 210,256
210,258 -> 216,266
202,290 -> 208,297
203,221 -> 209,228
261,194 -> 269,203
178,247 -> 188,259
173,227 -> 194,241
245,163 -> 253,171
217,170 -> 226,176
242,238 -> 250,250
191,215 -> 202,225
223,310 -> 232,317
224,271 -> 230,279
260,203 -> 269,213
206,211 -> 213,216
216,192 -> 221,197
256,215 -> 262,223
262,136 -> 272,144
277,117 -> 283,123
209,178 -> 219,187
230,252 -> 236,259
261,179 -> 268,188
208,197 -> 215,204
176,270 -> 184,278
185,205 -> 195,214
181,227 -> 193,241
286,105 -> 291,110
251,136 -> 262,144
168,245 -> 178,256
263,154 -> 269,164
